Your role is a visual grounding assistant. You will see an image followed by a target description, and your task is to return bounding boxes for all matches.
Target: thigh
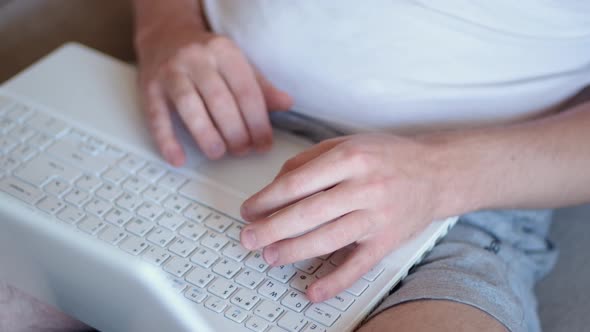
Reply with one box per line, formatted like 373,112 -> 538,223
359,300 -> 508,332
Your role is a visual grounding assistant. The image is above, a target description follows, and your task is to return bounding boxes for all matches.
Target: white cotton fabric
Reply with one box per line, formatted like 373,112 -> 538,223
203,0 -> 590,133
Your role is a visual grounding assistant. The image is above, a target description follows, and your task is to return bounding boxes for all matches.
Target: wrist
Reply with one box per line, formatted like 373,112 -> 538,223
420,130 -> 501,219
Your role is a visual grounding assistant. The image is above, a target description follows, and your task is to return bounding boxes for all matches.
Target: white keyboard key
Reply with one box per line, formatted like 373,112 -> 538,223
225,306 -> 248,324
9,125 -> 36,142
345,278 -> 369,297
75,174 -> 101,191
98,225 -> 127,245
269,327 -> 289,332
46,139 -> 111,174
95,183 -> 123,202
305,303 -> 340,327
362,264 -> 385,282
25,112 -> 68,137
0,118 -> 16,133
164,256 -> 193,277
158,211 -> 186,231
5,104 -> 33,122
0,137 -> 18,153
163,194 -> 191,213
64,189 -> 90,207
258,279 -> 287,301
231,288 -> 261,310
222,241 -> 250,262
136,202 -> 164,221
302,323 -> 325,332
245,316 -> 270,332
278,310 -> 308,332
0,176 -> 45,205
26,132 -> 53,150
201,232 -> 229,251
56,205 -> 85,224
115,192 -> 141,211
125,218 -> 154,237
183,203 -> 212,223
235,269 -> 265,290
142,184 -> 169,203
0,156 -> 19,173
245,252 -> 270,273
204,296 -> 227,313
185,287 -> 207,304
226,223 -> 244,241
212,258 -> 242,279
166,275 -> 188,293
104,208 -> 133,227
269,265 -> 298,284
325,292 -> 355,311
186,266 -> 215,288
118,154 -> 146,173
10,144 -> 36,161
168,237 -> 198,258
102,167 -> 128,185
36,196 -> 65,214
290,272 -> 314,293
43,178 -> 70,197
86,137 -> 107,151
281,290 -> 310,313
179,221 -> 207,241
208,277 -> 237,299
77,216 -> 106,236
15,154 -> 81,186
122,176 -> 149,194
84,198 -> 111,217
104,145 -> 126,161
254,300 -> 284,322
205,213 -> 234,233
158,172 -> 187,191
294,258 -> 323,275
137,163 -> 166,182
190,247 -> 219,268
147,227 -> 175,247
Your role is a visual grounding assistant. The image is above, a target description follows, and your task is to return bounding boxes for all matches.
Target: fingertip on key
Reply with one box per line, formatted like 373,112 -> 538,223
241,228 -> 257,250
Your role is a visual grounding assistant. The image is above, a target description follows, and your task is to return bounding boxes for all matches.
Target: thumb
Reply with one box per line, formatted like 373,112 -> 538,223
256,71 -> 294,111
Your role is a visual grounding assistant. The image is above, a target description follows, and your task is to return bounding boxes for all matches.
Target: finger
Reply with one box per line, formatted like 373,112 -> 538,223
307,242 -> 386,302
191,68 -> 252,155
255,69 -> 293,111
241,146 -> 352,221
261,210 -> 373,266
162,71 -> 227,159
241,183 -> 360,251
142,82 -> 186,166
217,52 -> 274,152
275,137 -> 346,179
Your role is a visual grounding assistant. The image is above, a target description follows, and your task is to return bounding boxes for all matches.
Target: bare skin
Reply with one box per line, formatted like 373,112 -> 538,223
2,1 -> 590,331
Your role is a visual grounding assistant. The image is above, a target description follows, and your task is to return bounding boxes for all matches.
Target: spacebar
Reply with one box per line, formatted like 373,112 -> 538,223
0,177 -> 45,205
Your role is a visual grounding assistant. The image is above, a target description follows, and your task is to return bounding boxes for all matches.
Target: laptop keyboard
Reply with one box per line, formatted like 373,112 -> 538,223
0,95 -> 385,332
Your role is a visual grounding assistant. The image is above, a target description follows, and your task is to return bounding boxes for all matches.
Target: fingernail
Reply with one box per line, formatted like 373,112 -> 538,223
263,245 -> 279,265
241,229 -> 257,250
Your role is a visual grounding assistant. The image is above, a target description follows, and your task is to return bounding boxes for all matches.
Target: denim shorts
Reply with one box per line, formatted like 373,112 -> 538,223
270,112 -> 558,332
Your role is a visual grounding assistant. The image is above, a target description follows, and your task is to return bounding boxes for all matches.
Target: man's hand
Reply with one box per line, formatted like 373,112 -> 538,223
239,134 -> 455,302
135,12 -> 293,165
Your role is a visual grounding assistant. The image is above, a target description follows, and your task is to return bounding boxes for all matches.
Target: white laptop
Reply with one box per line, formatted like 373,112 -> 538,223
0,43 -> 457,332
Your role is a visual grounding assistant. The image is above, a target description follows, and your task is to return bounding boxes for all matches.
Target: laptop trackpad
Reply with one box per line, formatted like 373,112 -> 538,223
197,133 -> 311,197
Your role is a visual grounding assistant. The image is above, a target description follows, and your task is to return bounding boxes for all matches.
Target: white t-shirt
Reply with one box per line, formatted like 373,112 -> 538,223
203,1 -> 590,133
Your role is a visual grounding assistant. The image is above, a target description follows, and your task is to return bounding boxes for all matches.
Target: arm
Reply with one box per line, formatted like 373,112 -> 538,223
239,95 -> 590,302
437,99 -> 590,216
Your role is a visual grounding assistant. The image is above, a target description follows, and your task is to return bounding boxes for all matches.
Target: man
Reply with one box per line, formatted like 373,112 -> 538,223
3,1 -> 590,331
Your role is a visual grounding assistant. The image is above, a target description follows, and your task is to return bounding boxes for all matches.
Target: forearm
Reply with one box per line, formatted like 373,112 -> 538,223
433,101 -> 590,216
132,0 -> 206,47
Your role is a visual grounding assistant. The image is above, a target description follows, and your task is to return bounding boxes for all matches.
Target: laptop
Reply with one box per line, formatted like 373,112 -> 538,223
0,43 -> 457,332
